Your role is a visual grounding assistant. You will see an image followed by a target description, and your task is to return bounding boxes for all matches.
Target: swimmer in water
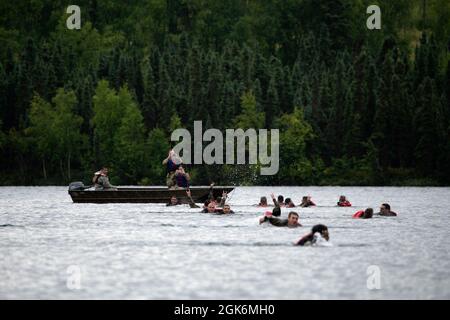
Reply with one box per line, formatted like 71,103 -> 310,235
203,183 -> 216,208
168,190 -> 200,208
352,208 -> 373,219
300,196 -> 316,207
337,195 -> 352,207
199,191 -> 230,213
277,195 -> 286,207
296,224 -> 329,246
377,203 -> 397,216
257,196 -> 269,207
284,198 -> 296,208
166,195 -> 181,206
259,211 -> 301,228
217,204 -> 234,215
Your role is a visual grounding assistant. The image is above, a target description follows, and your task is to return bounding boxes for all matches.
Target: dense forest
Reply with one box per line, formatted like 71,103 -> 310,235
0,0 -> 449,186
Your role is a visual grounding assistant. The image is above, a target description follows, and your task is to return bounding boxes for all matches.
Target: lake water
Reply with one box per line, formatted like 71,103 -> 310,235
1,186 -> 449,299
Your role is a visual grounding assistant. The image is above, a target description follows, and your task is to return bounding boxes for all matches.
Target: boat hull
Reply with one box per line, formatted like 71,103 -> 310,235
68,186 -> 235,204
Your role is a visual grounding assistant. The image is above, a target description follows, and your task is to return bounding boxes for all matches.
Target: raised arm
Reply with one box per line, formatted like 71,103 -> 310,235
271,193 -> 279,207
207,182 -> 215,201
186,190 -> 200,208
218,191 -> 227,208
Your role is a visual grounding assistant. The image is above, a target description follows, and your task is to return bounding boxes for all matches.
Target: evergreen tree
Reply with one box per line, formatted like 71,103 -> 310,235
414,77 -> 444,177
371,50 -> 395,169
27,94 -> 55,180
234,91 -> 265,129
114,86 -> 146,183
276,107 -> 315,184
92,80 -> 123,167
264,77 -> 279,127
51,89 -> 86,181
146,128 -> 170,185
142,63 -> 158,129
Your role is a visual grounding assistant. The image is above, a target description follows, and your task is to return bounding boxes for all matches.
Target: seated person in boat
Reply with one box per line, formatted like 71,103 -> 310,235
93,167 -> 117,191
377,203 -> 397,216
295,225 -> 329,246
337,195 -> 352,207
353,208 -> 374,219
300,196 -> 316,207
167,190 -> 199,208
162,149 -> 181,188
173,165 -> 190,189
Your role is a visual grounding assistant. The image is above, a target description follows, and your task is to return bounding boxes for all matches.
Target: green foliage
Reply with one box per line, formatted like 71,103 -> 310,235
0,120 -> 6,149
28,94 -> 55,160
27,89 -> 85,181
276,107 -> 315,184
92,80 -> 123,166
234,91 -> 265,129
114,86 -> 146,183
0,1 -> 449,185
146,128 -> 170,185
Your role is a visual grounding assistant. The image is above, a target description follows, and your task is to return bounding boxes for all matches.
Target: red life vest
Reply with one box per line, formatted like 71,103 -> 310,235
353,210 -> 364,218
338,201 -> 352,207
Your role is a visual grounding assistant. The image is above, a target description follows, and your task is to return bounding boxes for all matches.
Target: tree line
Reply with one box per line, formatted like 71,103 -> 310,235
0,0 -> 449,186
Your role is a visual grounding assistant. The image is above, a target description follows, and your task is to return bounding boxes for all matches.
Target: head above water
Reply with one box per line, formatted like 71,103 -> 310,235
260,196 -> 267,205
363,208 -> 374,219
207,202 -> 216,213
223,204 -> 231,214
339,195 -> 346,202
312,224 -> 329,241
287,212 -> 299,226
277,195 -> 284,203
170,195 -> 178,205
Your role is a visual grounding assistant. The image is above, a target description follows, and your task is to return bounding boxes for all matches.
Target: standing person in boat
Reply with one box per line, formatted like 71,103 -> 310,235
295,224 -> 330,246
377,203 -> 398,216
300,196 -> 316,207
337,195 -> 352,207
174,165 -> 190,189
93,167 -> 117,191
162,149 -> 181,188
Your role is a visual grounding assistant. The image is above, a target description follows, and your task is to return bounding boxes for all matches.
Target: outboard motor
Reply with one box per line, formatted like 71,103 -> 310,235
69,181 -> 90,191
